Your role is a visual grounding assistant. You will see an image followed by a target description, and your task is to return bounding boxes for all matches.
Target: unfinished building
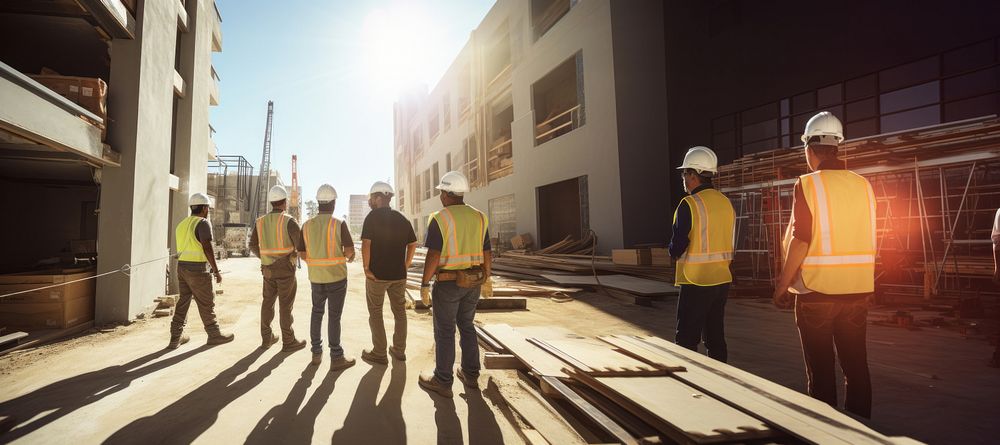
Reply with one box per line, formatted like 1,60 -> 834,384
393,0 -> 668,252
0,0 -> 223,327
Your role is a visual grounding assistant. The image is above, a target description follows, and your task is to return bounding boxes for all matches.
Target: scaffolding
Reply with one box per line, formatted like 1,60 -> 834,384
207,154 -> 255,228
718,116 -> 1000,302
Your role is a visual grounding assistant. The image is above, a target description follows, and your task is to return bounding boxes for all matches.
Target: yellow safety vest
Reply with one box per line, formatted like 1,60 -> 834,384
302,214 -> 347,283
674,188 -> 735,286
783,170 -> 876,295
430,204 -> 488,270
176,216 -> 208,263
256,212 -> 295,266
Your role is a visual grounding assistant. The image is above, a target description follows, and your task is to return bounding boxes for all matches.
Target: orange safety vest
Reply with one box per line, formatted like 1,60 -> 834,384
256,212 -> 295,266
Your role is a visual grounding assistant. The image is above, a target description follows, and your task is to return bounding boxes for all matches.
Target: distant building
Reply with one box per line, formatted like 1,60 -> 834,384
348,194 -> 370,235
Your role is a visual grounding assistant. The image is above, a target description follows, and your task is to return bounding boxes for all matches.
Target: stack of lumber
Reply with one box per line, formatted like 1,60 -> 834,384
535,233 -> 597,255
479,324 -> 923,445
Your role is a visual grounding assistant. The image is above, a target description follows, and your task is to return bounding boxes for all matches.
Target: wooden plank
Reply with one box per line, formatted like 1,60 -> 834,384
568,380 -> 664,442
597,336 -> 688,372
613,335 -> 914,445
480,324 -> 574,377
569,371 -> 774,444
529,337 -> 670,377
539,375 -> 639,445
498,379 -> 589,445
484,353 -> 526,370
540,274 -> 678,296
475,325 -> 506,351
0,332 -> 28,347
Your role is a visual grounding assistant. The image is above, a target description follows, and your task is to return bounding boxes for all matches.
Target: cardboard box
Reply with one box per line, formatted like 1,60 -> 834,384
612,249 -> 652,266
510,233 -> 534,250
650,248 -> 671,266
27,74 -> 108,122
0,269 -> 96,329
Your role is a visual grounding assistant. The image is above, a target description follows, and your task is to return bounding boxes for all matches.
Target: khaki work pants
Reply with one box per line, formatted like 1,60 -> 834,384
365,278 -> 408,358
261,257 -> 298,345
171,268 -> 220,337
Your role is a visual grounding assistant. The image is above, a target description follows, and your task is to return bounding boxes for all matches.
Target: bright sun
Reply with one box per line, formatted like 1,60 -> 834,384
360,4 -> 444,98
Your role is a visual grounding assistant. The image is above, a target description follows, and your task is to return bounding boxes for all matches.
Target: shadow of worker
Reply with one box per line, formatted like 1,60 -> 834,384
102,348 -> 284,444
0,345 -> 210,441
462,383 -> 504,445
331,362 -> 407,444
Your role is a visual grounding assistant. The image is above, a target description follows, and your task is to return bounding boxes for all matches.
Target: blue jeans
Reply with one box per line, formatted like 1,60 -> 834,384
675,283 -> 730,362
310,280 -> 347,357
432,281 -> 481,386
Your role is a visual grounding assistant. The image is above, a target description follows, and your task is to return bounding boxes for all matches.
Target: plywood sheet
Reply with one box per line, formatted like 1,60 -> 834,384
530,337 -> 670,376
480,324 -> 574,377
539,274 -> 677,296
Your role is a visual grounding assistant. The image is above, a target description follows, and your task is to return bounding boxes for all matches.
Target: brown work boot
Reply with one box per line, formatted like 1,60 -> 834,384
282,339 -> 307,353
456,368 -> 480,390
330,355 -> 357,372
207,332 -> 235,345
361,349 -> 388,365
388,345 -> 407,361
311,352 -> 322,366
418,373 -> 453,398
261,335 -> 279,349
167,335 -> 190,350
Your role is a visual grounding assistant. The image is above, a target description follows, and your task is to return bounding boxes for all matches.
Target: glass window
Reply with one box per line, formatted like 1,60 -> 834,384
943,93 -> 1000,122
880,81 -> 939,114
817,84 -> 842,107
488,194 -> 516,249
846,74 -> 877,101
741,102 -> 777,124
792,92 -> 816,115
741,119 -> 778,143
845,118 -> 879,139
943,66 -> 999,101
879,56 -> 938,92
880,105 -> 940,133
846,98 -> 878,122
943,40 -> 995,76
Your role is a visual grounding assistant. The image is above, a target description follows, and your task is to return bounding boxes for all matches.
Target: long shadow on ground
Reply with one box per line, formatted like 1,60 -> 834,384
0,345 -> 211,441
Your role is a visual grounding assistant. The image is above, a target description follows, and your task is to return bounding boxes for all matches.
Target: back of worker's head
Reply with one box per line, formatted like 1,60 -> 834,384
188,193 -> 212,216
802,112 -> 844,170
190,204 -> 209,216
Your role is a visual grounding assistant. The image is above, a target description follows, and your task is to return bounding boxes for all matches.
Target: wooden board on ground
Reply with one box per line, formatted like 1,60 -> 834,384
539,375 -> 639,445
540,274 -> 678,297
486,376 -> 589,445
602,335 -> 920,445
480,324 -> 578,378
529,337 -> 675,376
568,371 -> 774,444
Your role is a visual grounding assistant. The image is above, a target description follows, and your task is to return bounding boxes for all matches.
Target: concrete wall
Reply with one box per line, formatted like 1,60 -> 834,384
96,0 -> 218,323
663,0 -> 1000,205
398,0 -> 628,253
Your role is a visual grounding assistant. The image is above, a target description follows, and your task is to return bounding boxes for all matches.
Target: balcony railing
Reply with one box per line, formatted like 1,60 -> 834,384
535,104 -> 581,144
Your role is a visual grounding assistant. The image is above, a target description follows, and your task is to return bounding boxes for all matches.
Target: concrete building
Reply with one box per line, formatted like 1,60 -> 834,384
394,0 -> 667,252
0,0 -> 224,323
348,194 -> 370,236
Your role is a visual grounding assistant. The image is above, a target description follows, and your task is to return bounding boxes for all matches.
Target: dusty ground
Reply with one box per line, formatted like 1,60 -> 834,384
1,257 -> 998,444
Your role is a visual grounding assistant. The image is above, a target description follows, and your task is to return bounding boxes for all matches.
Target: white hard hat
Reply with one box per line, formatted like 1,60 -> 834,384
267,185 -> 288,202
369,181 -> 394,196
436,171 -> 470,195
188,192 -> 213,208
676,146 -> 719,174
801,111 -> 844,145
316,184 -> 337,203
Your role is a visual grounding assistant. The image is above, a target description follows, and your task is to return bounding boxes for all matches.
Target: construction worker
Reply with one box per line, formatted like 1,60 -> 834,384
298,184 -> 356,370
418,171 -> 494,398
250,185 -> 307,353
773,111 -> 875,418
360,181 -> 417,365
169,193 -> 235,349
668,146 -> 735,362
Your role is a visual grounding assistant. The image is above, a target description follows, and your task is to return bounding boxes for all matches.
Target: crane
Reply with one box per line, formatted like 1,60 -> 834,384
289,154 -> 301,221
251,100 -> 274,223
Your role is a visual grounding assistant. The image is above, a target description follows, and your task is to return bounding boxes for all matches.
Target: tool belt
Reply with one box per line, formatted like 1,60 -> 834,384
437,266 -> 486,288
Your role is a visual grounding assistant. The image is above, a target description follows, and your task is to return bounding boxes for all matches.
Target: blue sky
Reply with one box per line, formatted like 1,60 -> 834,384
211,0 -> 495,214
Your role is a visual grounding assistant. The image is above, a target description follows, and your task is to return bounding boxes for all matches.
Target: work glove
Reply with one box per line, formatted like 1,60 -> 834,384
421,285 -> 432,308
481,277 -> 494,298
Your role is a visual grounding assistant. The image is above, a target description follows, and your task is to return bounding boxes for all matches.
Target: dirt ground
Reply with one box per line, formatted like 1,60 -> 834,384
1,257 -> 998,444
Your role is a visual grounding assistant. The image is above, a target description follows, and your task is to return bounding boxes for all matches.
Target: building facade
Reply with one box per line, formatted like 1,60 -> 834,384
0,0 -> 223,323
348,194 -> 370,236
393,0 -> 668,252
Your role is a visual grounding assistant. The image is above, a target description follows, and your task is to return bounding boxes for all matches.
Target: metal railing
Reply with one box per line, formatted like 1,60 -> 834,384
534,104 -> 581,143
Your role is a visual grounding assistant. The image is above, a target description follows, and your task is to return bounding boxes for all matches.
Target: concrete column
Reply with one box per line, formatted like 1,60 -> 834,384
96,0 -> 181,323
168,0 -> 215,292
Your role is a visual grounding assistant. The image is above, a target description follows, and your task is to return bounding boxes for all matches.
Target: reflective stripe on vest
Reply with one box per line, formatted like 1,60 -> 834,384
785,170 -> 876,295
431,205 -> 488,270
674,188 -> 735,286
256,213 -> 295,266
302,214 -> 347,283
176,216 -> 208,263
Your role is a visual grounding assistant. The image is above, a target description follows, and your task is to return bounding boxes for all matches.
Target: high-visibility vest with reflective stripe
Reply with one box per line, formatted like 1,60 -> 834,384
256,212 -> 295,266
176,216 -> 208,263
783,170 -> 876,295
302,214 -> 347,283
673,188 -> 735,286
430,204 -> 488,270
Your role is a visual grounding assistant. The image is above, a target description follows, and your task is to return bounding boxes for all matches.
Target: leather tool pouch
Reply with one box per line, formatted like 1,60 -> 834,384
455,266 -> 486,288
